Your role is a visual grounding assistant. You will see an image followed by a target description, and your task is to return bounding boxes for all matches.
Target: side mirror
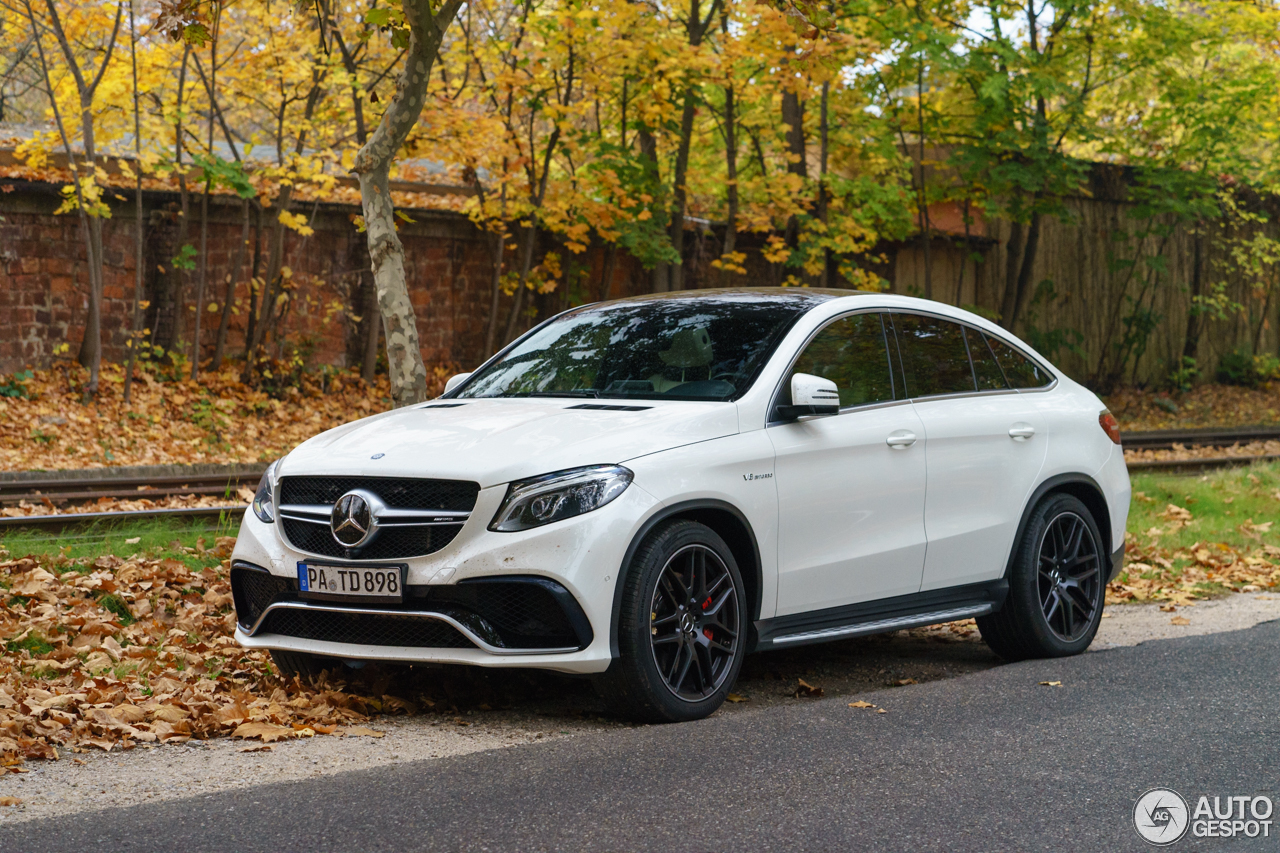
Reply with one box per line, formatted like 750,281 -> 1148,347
443,372 -> 473,395
778,373 -> 840,419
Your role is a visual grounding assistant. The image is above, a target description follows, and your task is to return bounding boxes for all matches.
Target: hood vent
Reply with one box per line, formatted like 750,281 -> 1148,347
566,403 -> 652,412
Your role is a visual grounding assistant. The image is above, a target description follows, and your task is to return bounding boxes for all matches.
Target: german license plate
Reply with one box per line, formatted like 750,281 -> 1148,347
297,563 -> 404,604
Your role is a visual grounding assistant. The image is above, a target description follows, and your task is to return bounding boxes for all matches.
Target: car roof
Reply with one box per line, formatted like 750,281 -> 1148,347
596,287 -> 875,309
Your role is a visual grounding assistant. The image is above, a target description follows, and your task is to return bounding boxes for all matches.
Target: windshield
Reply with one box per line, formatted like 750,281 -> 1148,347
455,296 -> 811,401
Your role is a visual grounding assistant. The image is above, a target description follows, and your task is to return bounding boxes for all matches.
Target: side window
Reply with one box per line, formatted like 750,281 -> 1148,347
892,313 -> 976,398
983,333 -> 1053,389
966,327 -> 1008,391
788,313 -> 895,408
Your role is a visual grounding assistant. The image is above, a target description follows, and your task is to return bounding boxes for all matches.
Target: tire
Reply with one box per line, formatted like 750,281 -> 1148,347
270,649 -> 334,679
594,520 -> 748,723
978,493 -> 1106,662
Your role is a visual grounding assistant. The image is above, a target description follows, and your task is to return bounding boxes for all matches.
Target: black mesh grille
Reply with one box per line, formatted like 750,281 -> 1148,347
428,581 -> 583,648
279,477 -> 479,511
231,566 -> 294,628
282,519 -> 460,561
259,608 -> 475,649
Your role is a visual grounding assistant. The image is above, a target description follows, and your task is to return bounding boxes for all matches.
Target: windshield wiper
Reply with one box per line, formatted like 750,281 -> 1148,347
508,390 -> 602,399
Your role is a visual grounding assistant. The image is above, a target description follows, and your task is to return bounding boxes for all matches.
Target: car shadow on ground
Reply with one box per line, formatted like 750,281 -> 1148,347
320,627 -> 1002,724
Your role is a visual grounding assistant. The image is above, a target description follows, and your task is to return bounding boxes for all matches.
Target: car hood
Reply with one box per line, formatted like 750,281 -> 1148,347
278,398 -> 740,488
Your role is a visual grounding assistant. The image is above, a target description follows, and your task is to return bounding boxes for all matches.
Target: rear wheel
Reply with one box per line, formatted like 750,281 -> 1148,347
595,520 -> 747,723
978,493 -> 1105,661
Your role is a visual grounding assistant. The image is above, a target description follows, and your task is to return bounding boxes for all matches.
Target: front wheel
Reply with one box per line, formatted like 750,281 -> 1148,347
977,493 -> 1106,662
594,520 -> 747,723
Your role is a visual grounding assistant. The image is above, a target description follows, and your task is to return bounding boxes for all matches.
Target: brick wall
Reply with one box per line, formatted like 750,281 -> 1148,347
0,181 -> 649,375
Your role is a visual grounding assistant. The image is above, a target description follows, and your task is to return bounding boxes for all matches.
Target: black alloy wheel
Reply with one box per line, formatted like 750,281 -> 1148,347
1036,511 -> 1101,642
977,492 -> 1106,661
594,520 -> 748,723
649,543 -> 741,702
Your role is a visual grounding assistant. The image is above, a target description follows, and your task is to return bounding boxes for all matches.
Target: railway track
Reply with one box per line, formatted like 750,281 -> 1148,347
3,426 -> 1280,531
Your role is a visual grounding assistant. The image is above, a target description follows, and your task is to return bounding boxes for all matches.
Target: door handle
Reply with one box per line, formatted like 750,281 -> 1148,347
1009,424 -> 1036,441
886,430 -> 917,449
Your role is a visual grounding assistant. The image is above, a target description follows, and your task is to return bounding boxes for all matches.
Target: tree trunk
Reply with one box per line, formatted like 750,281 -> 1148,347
999,219 -> 1026,329
351,0 -> 464,406
212,199 -> 250,369
1182,228 -> 1205,361
1008,211 -> 1042,330
668,94 -> 697,291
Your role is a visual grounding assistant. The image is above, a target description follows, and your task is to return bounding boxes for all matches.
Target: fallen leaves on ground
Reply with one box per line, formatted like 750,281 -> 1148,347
0,363 -> 453,472
793,679 -> 824,698
1106,384 -> 1280,432
0,538 -> 415,766
1,493 -> 247,519
1108,527 -> 1280,605
1125,440 -> 1280,466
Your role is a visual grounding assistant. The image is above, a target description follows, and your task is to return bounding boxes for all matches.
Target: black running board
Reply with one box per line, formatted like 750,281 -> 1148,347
754,580 -> 1008,650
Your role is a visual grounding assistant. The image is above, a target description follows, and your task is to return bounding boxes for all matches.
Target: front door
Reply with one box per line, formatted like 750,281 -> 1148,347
770,312 -> 928,616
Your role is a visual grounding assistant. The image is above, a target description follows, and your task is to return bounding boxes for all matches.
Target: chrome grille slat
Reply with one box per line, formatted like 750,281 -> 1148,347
278,476 -> 479,560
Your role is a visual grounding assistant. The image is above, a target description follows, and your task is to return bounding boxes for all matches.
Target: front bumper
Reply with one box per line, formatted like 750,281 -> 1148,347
229,478 -> 660,674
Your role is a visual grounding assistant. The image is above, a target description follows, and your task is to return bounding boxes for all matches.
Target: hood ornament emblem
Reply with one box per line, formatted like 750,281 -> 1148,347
331,490 -> 380,549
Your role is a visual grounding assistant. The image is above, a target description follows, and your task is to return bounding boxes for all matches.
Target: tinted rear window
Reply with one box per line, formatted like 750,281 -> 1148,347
984,333 -> 1053,389
892,313 -> 976,398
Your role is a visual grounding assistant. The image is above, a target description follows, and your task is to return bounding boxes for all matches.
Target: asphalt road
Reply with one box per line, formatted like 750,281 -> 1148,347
9,622 -> 1280,853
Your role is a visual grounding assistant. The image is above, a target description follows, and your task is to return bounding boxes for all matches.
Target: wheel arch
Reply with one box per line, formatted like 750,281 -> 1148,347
609,500 -> 763,661
1006,473 -> 1114,582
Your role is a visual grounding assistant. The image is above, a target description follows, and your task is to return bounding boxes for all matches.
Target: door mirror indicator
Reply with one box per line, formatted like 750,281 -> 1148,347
779,373 -> 840,419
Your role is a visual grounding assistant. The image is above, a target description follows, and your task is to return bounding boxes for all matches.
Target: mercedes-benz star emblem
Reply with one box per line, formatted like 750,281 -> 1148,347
331,491 -> 377,548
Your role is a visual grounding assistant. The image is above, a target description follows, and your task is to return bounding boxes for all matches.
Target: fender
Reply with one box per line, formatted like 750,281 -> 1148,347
1005,472 -> 1122,583
608,499 -> 763,661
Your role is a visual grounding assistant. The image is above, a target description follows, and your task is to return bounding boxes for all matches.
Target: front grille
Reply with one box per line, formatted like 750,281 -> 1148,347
259,608 -> 475,649
428,581 -> 581,648
231,565 -> 295,628
278,476 -> 480,560
279,477 -> 479,511
282,519 -> 459,561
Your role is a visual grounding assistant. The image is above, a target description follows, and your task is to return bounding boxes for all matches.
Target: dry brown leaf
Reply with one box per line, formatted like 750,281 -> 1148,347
231,722 -> 295,743
337,726 -> 385,738
793,679 -> 824,698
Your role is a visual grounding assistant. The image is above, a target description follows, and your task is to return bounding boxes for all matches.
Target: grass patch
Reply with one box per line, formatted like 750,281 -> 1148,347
1128,461 -> 1280,552
0,513 -> 238,569
6,633 -> 55,655
96,592 -> 135,625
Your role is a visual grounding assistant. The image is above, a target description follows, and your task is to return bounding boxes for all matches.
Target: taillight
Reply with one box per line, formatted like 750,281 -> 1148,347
1099,410 -> 1122,445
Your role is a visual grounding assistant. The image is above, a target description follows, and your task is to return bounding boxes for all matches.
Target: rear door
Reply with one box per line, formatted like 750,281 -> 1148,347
769,312 -> 928,615
891,313 -> 1049,591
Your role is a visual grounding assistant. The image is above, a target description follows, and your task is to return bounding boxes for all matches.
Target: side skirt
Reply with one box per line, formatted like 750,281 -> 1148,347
753,580 -> 1008,651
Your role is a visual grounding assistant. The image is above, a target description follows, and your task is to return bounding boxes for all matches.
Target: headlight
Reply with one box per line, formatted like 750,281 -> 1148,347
252,460 -> 280,523
490,465 -> 633,532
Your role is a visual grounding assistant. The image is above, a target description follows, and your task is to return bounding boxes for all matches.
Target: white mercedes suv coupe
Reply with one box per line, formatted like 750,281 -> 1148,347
231,289 -> 1130,722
